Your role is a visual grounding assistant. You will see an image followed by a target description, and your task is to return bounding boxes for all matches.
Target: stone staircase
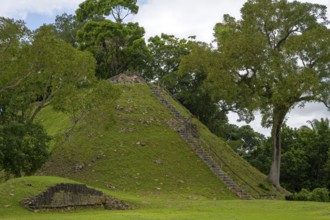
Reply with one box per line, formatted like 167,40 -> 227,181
150,85 -> 253,200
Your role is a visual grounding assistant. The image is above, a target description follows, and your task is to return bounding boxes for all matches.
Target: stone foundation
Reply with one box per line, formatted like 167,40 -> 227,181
21,183 -> 129,211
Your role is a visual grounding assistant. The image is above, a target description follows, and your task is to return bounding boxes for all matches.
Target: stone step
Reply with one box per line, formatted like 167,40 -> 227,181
150,85 -> 253,200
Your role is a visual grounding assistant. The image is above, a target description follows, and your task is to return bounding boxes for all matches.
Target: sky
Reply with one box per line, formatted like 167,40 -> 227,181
0,0 -> 329,136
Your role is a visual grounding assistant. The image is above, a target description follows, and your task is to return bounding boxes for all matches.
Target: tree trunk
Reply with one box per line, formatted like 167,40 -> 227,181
267,112 -> 285,189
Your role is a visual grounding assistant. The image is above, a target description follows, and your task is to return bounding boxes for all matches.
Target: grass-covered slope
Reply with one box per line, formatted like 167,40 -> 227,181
37,83 -> 235,198
0,176 -> 139,218
36,83 -> 280,198
0,176 -> 81,217
0,177 -> 328,220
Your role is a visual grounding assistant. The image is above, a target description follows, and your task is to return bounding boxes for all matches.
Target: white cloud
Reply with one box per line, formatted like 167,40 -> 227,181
0,0 -> 83,19
229,103 -> 329,137
134,0 -> 330,42
133,0 -> 245,42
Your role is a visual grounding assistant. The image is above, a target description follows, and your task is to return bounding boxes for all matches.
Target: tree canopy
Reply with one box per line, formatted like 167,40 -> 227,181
0,18 -> 118,177
246,119 -> 330,192
76,0 -> 139,23
180,0 -> 330,188
77,20 -> 149,79
216,0 -> 330,188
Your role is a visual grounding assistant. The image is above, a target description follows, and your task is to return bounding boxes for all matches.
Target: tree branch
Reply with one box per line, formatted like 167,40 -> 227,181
276,28 -> 298,51
0,71 -> 33,94
28,73 -> 54,123
298,95 -> 316,102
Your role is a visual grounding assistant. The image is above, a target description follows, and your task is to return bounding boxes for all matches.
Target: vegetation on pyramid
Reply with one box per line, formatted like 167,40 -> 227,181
36,79 -> 282,199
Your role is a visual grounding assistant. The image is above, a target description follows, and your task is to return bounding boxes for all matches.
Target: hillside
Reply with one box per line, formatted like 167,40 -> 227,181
36,80 -> 282,199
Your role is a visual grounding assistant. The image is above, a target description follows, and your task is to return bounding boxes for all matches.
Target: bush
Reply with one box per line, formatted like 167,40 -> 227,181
311,188 -> 329,202
285,188 -> 329,202
295,188 -> 312,201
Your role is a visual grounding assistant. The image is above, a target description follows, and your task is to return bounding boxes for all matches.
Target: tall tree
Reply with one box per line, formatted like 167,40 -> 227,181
76,0 -> 139,23
0,17 -> 30,94
181,0 -> 330,188
0,21 -> 117,177
77,20 -> 148,79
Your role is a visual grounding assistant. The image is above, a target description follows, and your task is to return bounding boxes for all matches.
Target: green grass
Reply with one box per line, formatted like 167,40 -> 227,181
34,83 -> 282,199
35,84 -> 235,198
2,201 -> 330,220
158,86 -> 282,198
0,177 -> 329,220
2,81 -> 327,219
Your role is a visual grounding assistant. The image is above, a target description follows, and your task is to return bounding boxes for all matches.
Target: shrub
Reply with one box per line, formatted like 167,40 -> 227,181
295,188 -> 312,201
285,188 -> 329,202
311,188 -> 329,202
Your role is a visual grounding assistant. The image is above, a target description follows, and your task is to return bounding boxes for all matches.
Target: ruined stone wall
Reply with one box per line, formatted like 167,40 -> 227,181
109,72 -> 146,83
21,183 -> 129,211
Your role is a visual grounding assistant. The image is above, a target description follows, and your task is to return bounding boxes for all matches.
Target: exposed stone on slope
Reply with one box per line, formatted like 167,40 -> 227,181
21,183 -> 130,211
109,72 -> 146,83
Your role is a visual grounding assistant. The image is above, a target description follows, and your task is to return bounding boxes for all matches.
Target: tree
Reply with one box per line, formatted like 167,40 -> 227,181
224,125 -> 266,157
0,17 -> 30,94
77,20 -> 149,79
0,20 -> 113,177
305,119 -> 330,188
244,120 -> 330,192
145,34 -> 195,81
0,122 -> 50,177
24,25 -> 97,123
146,38 -> 230,137
214,0 -> 330,188
76,0 -> 139,23
54,13 -> 81,47
278,125 -> 310,192
324,150 -> 330,190
180,0 -> 330,188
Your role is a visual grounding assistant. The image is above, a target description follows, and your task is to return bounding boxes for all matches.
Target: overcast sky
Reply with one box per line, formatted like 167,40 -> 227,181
1,0 -> 329,135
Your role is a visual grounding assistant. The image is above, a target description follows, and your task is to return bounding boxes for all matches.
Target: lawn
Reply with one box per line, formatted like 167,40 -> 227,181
1,199 -> 329,220
0,177 -> 329,220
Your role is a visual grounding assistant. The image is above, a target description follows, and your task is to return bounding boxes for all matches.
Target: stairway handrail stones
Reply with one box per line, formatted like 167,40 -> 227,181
149,84 -> 254,200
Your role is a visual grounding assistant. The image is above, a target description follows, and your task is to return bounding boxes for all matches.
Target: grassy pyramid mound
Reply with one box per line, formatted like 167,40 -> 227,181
36,82 -> 281,199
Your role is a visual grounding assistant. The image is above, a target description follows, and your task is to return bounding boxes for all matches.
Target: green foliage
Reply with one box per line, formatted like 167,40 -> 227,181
245,119 -> 330,193
0,17 -> 30,94
0,18 -> 112,177
54,13 -> 81,46
145,35 -> 230,138
224,124 -> 265,157
77,20 -> 149,79
311,188 -> 330,202
0,123 -> 50,177
179,0 -> 330,187
145,34 -> 195,81
286,188 -> 329,202
76,0 -> 139,23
